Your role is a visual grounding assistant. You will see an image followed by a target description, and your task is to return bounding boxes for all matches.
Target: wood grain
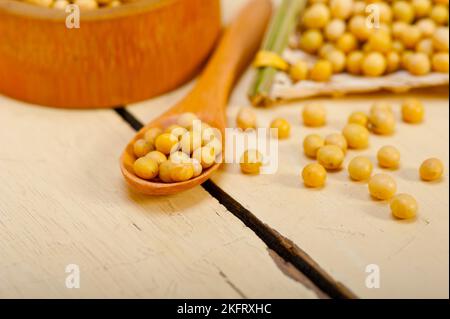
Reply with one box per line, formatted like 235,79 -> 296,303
129,63 -> 449,299
1,0 -> 447,299
0,94 -> 318,298
218,71 -> 449,298
202,179 -> 356,299
0,0 -> 221,108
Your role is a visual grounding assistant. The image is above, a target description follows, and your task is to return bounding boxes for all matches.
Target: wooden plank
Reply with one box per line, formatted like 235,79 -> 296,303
218,72 -> 449,299
128,69 -> 449,298
0,94 -> 317,298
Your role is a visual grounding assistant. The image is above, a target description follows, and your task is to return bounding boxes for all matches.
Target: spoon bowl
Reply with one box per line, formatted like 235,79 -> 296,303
121,112 -> 224,195
120,0 -> 272,195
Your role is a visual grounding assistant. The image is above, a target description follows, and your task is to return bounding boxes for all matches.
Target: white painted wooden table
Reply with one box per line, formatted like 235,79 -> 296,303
0,0 -> 448,299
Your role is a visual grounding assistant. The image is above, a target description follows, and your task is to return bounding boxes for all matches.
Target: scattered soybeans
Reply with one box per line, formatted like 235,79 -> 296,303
302,103 -> 327,127
391,194 -> 418,219
420,158 -> 444,181
325,133 -> 348,154
402,98 -> 425,123
348,111 -> 369,127
368,174 -> 397,200
240,149 -> 263,174
270,118 -> 291,139
377,146 -> 401,169
302,163 -> 327,188
317,145 -> 345,170
342,123 -> 370,149
369,110 -> 396,135
348,156 -> 373,181
133,92 -> 443,226
236,107 -> 257,130
370,102 -> 393,115
303,134 -> 325,158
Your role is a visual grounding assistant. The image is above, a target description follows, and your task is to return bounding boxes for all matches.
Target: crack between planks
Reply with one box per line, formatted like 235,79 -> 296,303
218,270 -> 248,299
266,248 -> 329,299
202,180 -> 357,299
114,106 -> 358,299
132,222 -> 142,231
115,108 -> 144,131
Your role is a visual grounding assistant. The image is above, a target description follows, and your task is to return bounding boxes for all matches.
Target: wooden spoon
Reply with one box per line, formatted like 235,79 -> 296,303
121,0 -> 272,195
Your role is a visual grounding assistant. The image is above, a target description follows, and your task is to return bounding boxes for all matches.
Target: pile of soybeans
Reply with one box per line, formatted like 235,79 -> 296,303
288,0 -> 449,83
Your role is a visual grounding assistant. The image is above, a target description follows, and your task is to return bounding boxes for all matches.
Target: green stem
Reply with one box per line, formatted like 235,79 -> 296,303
248,0 -> 306,106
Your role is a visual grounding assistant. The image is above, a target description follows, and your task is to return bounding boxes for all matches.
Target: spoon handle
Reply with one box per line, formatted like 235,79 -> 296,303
185,0 -> 272,122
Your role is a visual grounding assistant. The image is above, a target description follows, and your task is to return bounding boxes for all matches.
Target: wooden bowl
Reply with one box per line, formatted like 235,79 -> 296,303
0,0 -> 221,108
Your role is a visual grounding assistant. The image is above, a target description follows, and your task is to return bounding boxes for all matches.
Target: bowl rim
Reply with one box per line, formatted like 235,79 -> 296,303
0,0 -> 180,21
